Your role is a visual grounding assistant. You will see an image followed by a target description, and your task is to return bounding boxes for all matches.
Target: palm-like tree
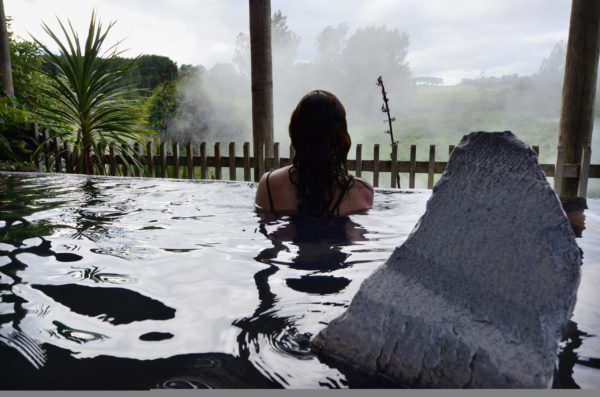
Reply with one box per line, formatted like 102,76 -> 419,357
32,12 -> 149,174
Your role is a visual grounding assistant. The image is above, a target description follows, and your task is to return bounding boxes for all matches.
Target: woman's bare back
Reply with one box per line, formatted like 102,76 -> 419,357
255,165 -> 374,216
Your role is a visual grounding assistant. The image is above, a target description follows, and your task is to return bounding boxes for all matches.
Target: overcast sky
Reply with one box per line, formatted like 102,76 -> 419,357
6,0 -> 572,85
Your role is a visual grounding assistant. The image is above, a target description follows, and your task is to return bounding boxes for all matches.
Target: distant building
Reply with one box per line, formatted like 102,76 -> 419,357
413,77 -> 444,86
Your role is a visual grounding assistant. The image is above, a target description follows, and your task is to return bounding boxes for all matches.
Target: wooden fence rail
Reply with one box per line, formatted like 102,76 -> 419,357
33,127 -> 597,190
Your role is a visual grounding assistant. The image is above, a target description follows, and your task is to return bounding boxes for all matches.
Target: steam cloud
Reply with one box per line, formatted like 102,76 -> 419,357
163,18 -> 599,191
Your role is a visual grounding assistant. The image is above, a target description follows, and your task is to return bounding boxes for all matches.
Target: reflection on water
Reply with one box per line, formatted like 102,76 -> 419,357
0,172 -> 598,389
66,266 -> 130,284
233,214 -> 367,380
32,284 -> 176,325
52,320 -> 107,344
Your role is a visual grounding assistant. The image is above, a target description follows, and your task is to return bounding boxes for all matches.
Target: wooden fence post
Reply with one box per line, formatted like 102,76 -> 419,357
54,136 -> 61,173
109,146 -> 117,175
229,142 -> 236,181
93,146 -> 103,175
186,142 -> 194,179
428,145 -> 436,189
200,142 -> 207,179
355,144 -> 362,177
134,143 -> 141,177
214,142 -> 221,180
391,143 -> 398,188
34,123 -> 43,172
373,144 -> 380,188
120,144 -> 129,177
147,141 -> 154,177
43,128 -> 50,172
409,144 -> 416,189
173,142 -> 180,179
243,142 -> 251,182
160,142 -> 167,178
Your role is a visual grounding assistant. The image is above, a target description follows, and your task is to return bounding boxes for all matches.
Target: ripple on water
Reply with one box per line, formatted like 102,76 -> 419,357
157,378 -> 213,389
52,320 -> 106,344
66,266 -> 131,284
269,326 -> 313,360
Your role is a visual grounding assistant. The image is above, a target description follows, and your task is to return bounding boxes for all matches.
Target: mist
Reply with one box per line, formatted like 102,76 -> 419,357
162,12 -> 599,191
165,13 -> 414,156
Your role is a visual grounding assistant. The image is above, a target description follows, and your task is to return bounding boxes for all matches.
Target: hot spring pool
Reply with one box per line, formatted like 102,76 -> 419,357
0,171 -> 598,389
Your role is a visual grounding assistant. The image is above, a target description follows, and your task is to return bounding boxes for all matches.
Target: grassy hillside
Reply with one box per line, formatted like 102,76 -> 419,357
356,84 -> 561,163
347,83 -> 600,195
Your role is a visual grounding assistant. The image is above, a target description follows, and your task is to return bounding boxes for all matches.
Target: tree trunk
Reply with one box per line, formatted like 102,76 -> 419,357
557,0 -> 600,197
0,0 -> 14,99
249,0 -> 274,181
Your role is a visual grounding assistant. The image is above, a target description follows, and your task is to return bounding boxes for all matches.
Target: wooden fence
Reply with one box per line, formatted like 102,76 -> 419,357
33,125 -> 597,193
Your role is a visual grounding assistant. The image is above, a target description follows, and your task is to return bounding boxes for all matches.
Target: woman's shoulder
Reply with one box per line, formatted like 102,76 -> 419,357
257,165 -> 292,184
353,176 -> 374,195
343,175 -> 373,212
255,165 -> 297,212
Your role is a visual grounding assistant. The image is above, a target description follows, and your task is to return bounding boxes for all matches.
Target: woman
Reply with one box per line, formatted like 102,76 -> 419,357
255,90 -> 373,217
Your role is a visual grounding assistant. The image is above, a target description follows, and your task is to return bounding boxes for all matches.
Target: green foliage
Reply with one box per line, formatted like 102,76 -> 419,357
9,29 -> 46,107
136,55 -> 178,95
108,55 -> 179,97
0,19 -> 51,167
31,12 -> 151,174
0,99 -> 35,164
147,78 -> 178,135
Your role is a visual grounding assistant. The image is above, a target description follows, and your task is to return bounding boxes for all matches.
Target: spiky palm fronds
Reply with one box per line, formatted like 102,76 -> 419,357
32,11 -> 150,174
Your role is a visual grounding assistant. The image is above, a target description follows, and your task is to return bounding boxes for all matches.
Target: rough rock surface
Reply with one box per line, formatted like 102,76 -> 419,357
310,131 -> 581,388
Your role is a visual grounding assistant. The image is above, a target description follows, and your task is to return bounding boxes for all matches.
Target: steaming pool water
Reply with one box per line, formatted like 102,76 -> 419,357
0,171 -> 598,389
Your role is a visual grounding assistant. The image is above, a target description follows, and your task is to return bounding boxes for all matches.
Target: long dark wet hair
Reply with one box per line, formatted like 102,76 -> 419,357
288,90 -> 353,216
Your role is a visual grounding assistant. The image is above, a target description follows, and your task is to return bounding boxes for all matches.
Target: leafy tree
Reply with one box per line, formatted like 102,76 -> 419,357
311,23 -> 349,90
9,29 -> 46,106
271,10 -> 299,66
233,32 -> 250,75
0,17 -> 51,167
147,73 -> 179,134
316,24 -> 348,65
338,25 -> 413,121
233,9 -> 299,75
146,63 -> 201,137
158,62 -> 250,144
136,54 -> 178,95
538,40 -> 566,76
31,12 -> 150,174
0,103 -> 33,165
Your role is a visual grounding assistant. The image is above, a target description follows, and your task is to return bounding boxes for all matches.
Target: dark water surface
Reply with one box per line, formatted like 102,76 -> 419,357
0,172 -> 598,389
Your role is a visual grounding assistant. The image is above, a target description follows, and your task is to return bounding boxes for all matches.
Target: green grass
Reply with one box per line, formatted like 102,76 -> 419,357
349,84 -> 563,165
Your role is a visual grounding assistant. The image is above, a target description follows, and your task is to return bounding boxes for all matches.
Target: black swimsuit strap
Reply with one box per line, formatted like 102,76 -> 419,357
331,177 -> 353,215
266,170 -> 275,212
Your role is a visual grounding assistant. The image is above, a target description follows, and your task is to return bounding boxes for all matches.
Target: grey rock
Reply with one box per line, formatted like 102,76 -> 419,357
310,131 -> 581,388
